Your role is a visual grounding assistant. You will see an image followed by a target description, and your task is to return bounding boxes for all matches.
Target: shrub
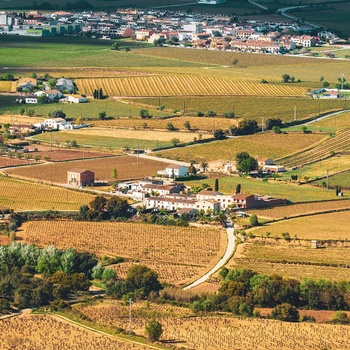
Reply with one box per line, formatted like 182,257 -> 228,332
145,319 -> 163,341
271,303 -> 299,322
249,214 -> 259,227
332,311 -> 350,324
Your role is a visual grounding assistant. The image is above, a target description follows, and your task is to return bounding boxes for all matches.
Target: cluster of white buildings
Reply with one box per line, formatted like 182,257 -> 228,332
15,77 -> 87,105
117,162 -> 286,214
0,8 -> 335,53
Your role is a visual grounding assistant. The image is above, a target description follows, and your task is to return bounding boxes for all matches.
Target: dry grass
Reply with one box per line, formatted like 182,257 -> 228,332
0,175 -> 94,211
59,127 -> 196,143
251,211 -> 350,240
233,258 -> 350,282
8,155 -> 168,183
0,314 -> 149,350
312,111 -> 350,129
79,300 -> 350,349
239,243 -> 350,266
21,221 -> 226,267
0,81 -> 12,92
93,116 -> 239,132
0,114 -> 45,124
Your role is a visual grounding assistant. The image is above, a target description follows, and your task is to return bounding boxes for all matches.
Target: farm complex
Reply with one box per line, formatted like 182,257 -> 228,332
1,2 -> 350,349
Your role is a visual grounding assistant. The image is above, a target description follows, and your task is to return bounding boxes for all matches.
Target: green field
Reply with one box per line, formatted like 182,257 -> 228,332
32,132 -> 171,150
278,154 -> 350,182
315,170 -> 350,188
0,96 -> 165,120
156,132 -> 326,163
289,4 -> 350,37
0,36 -> 199,69
126,96 -> 345,121
187,176 -> 343,203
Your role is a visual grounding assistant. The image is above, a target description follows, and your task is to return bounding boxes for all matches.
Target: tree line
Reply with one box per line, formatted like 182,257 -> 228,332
0,242 -> 98,311
188,268 -> 350,322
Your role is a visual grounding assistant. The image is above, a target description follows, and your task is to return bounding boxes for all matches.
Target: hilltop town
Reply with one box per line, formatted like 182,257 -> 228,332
0,8 -> 342,53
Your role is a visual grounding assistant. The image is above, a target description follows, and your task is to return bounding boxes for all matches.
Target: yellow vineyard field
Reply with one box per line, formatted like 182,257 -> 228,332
22,221 -> 226,267
76,75 -> 306,97
80,300 -> 350,350
251,210 -> 350,240
0,314 -> 148,350
250,199 -> 350,220
0,176 -> 94,211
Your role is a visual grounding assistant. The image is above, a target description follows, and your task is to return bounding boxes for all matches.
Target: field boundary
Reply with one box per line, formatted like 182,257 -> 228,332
35,311 -> 165,350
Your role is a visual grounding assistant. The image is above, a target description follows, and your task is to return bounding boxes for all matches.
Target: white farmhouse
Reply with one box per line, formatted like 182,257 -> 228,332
25,95 -> 38,104
198,0 -> 227,4
42,117 -> 73,130
64,94 -> 87,103
164,164 -> 188,178
34,90 -> 62,101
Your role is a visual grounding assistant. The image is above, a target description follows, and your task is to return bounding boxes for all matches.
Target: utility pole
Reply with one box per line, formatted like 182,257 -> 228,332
129,298 -> 133,335
294,105 -> 296,121
50,131 -> 52,152
261,117 -> 264,132
341,73 -> 344,90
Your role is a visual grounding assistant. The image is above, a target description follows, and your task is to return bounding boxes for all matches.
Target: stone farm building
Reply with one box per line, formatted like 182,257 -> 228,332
67,169 -> 94,187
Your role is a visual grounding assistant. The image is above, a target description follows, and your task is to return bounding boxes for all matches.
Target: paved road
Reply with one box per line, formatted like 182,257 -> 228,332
306,109 -> 350,125
128,153 -> 190,166
276,5 -> 320,29
248,0 -> 268,10
184,222 -> 236,290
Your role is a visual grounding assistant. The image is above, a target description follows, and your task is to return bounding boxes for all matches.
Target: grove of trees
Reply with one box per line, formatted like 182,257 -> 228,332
79,196 -> 129,221
191,268 -> 350,321
0,243 -> 98,310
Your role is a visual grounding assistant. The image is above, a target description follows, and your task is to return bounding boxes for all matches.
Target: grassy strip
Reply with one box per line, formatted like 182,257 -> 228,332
34,308 -> 168,350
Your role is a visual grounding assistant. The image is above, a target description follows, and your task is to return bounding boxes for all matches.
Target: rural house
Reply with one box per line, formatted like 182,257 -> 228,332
25,95 -> 39,104
18,77 -> 37,90
34,89 -> 62,101
56,78 -> 74,92
67,169 -> 94,187
161,164 -> 189,178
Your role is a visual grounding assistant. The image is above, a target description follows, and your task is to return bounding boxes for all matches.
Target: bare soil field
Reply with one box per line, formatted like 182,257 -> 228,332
93,115 -> 238,132
29,144 -> 116,162
0,314 -> 151,350
0,156 -> 32,168
257,308 -> 350,323
8,155 -> 168,183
